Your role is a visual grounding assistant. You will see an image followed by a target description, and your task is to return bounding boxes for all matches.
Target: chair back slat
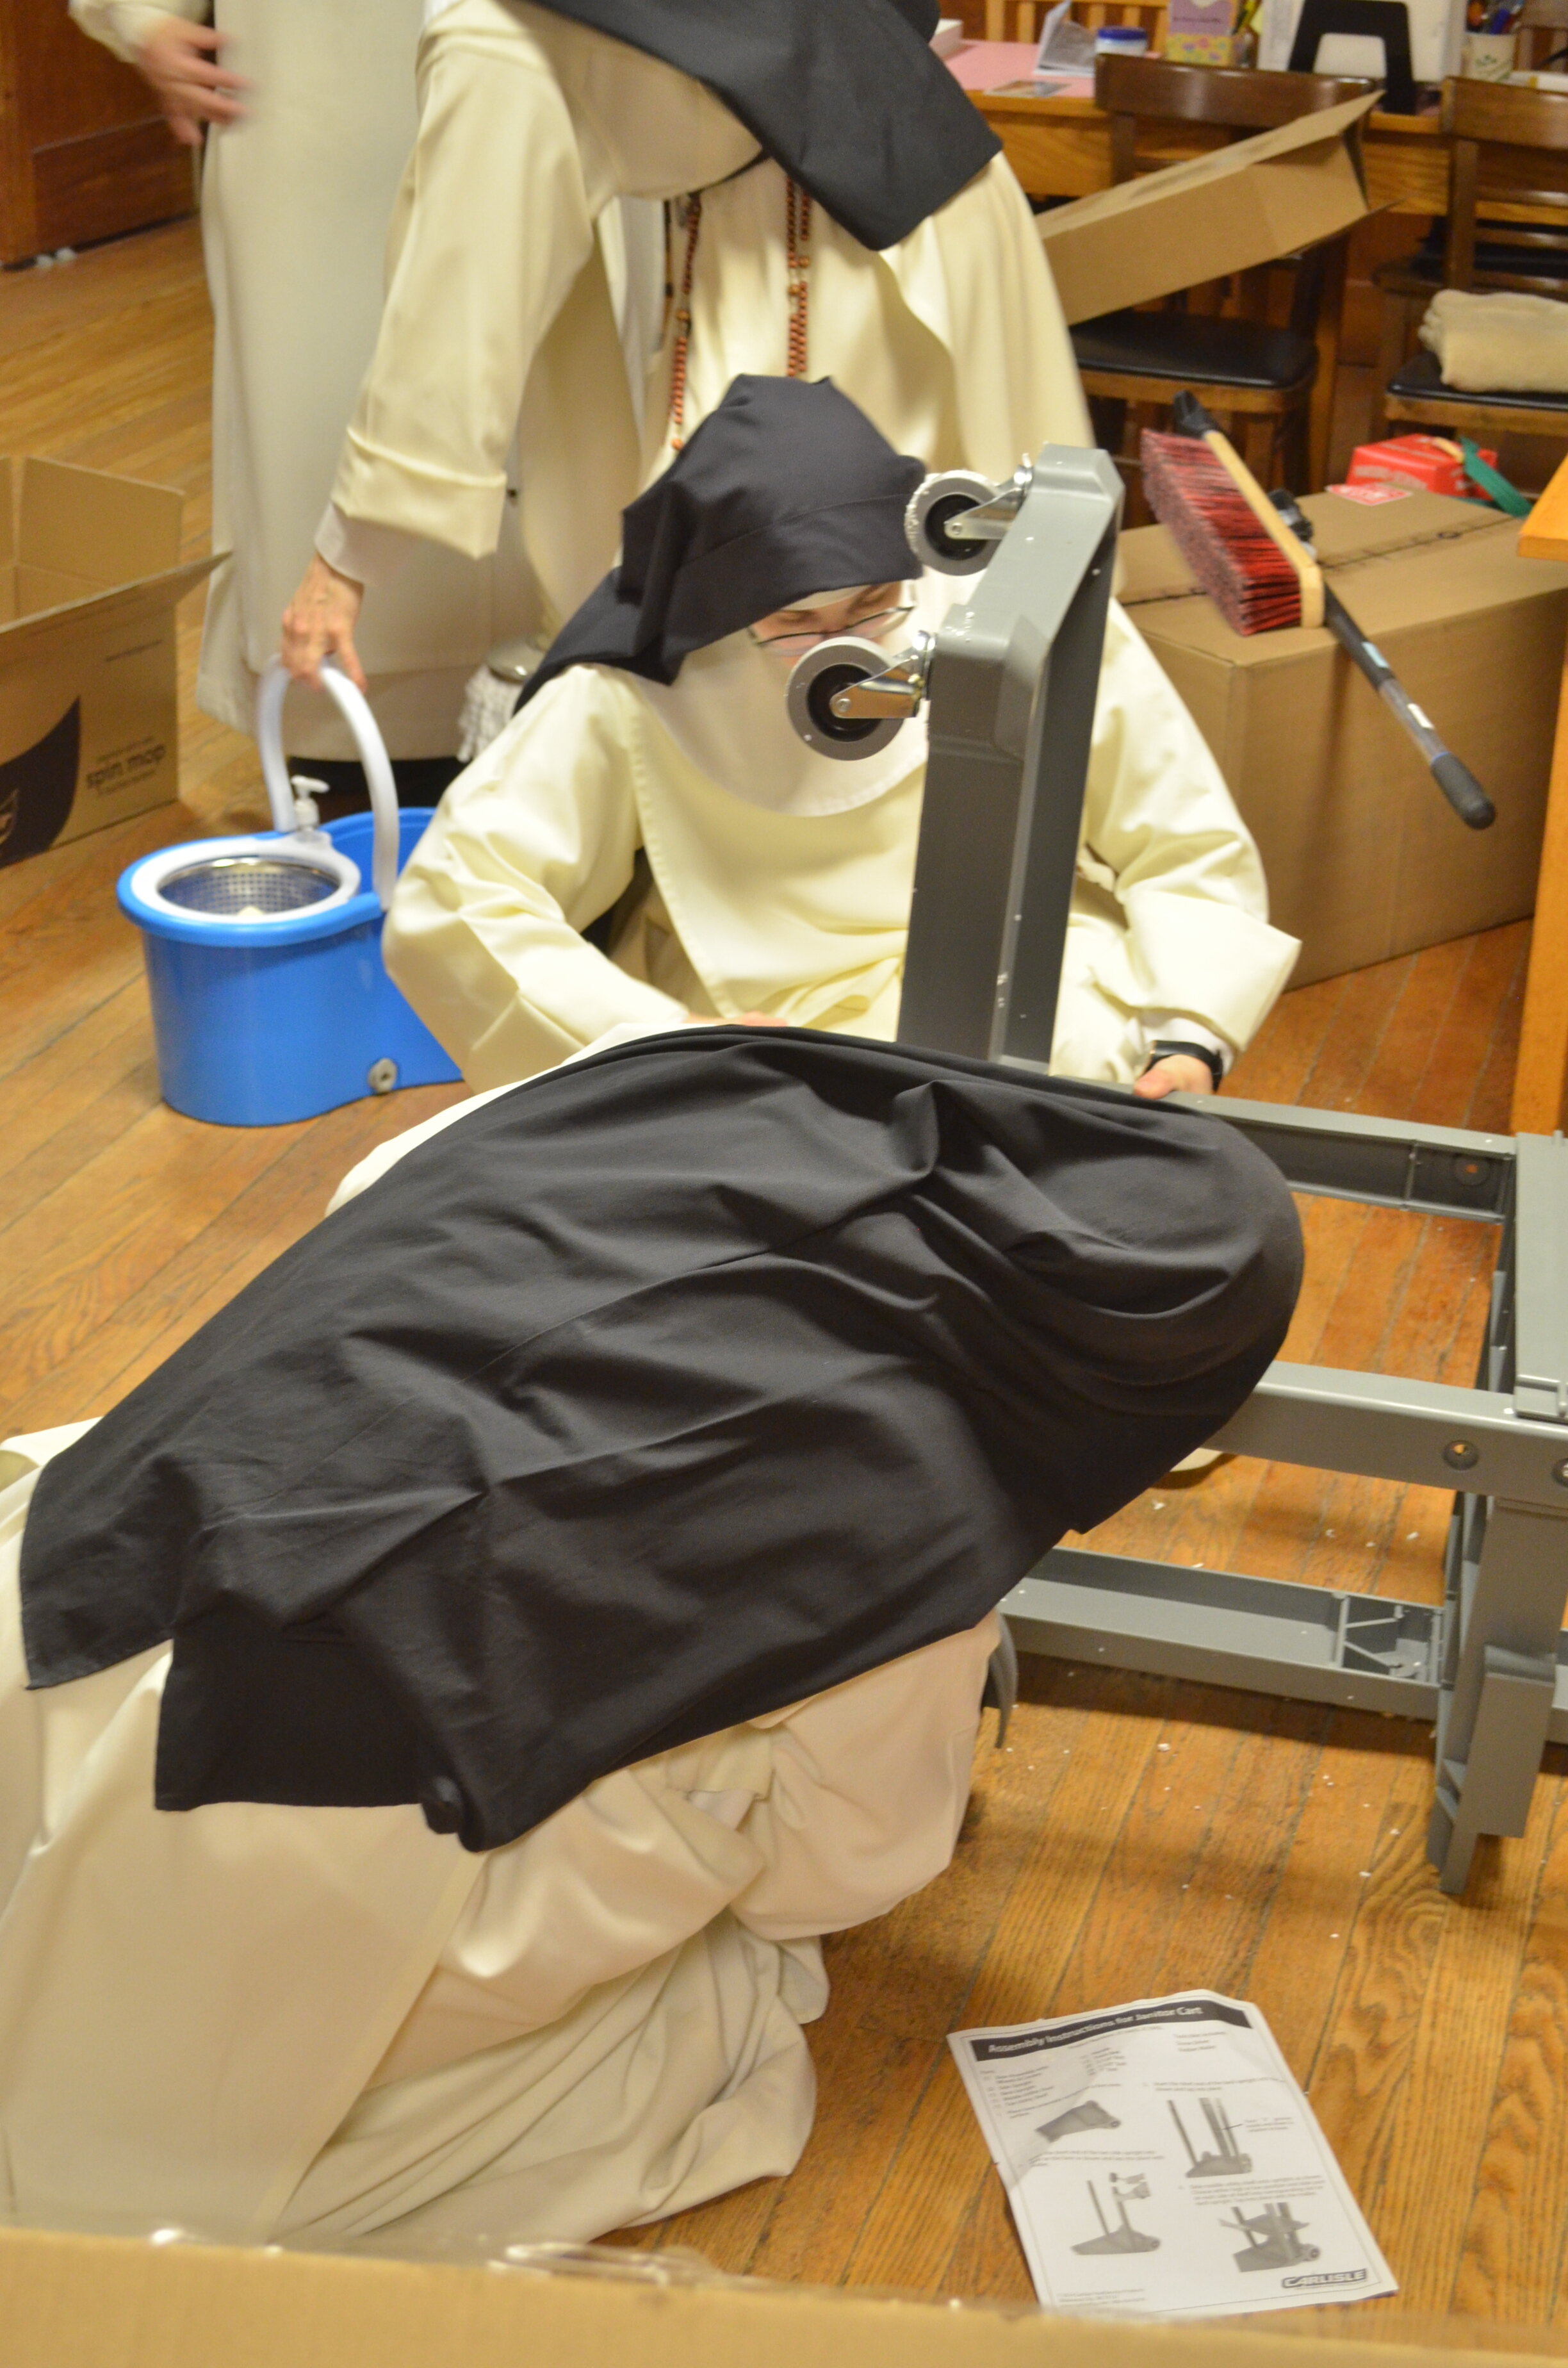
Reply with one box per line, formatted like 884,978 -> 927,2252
981,0 -> 1166,41
1096,56 -> 1376,184
1448,136 -> 1481,288
1435,80 -> 1568,294
1444,75 -> 1568,148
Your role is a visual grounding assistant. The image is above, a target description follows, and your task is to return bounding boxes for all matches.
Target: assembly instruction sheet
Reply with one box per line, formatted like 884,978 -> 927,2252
950,1991 -> 1396,2319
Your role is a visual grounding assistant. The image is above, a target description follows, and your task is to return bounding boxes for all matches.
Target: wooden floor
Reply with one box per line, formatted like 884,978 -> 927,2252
3,220 -> 1567,2339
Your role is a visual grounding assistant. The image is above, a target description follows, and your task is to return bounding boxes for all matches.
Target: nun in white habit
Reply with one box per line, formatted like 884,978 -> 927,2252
0,1427 -> 997,2246
384,379 -> 1300,1103
70,0 -> 536,764
0,1002 -> 1303,2246
280,0 -> 1088,690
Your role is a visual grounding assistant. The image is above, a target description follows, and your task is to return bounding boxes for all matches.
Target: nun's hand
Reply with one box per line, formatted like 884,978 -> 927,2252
1134,1055 -> 1215,1101
282,557 -> 367,695
137,19 -> 249,147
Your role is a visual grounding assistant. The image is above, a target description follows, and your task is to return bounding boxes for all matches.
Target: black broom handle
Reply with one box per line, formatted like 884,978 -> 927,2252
1268,489 -> 1495,832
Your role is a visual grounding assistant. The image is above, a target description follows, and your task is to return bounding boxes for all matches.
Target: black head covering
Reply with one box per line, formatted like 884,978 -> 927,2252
532,0 -> 996,251
519,376 -> 926,710
20,1027 -> 1302,1855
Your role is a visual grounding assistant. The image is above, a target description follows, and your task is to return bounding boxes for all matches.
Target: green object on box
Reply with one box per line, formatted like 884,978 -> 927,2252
1462,438 -> 1533,517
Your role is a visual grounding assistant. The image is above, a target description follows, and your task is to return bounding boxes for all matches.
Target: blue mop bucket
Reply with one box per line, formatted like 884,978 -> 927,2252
118,659 -> 461,1126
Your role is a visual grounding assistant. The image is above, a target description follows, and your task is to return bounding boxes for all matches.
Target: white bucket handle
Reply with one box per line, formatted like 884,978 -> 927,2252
256,657 -> 400,912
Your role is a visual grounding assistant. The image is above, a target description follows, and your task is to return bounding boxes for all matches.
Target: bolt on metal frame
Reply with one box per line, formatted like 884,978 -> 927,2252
896,445 -> 1568,1895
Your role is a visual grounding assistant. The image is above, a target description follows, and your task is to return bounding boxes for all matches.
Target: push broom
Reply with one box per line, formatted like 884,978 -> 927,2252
1141,393 -> 1494,832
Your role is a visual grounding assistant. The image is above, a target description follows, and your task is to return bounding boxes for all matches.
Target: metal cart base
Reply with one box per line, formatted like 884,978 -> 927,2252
885,445 -> 1568,1894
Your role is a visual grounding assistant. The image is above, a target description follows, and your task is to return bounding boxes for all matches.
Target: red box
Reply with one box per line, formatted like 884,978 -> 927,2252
1345,434 -> 1498,501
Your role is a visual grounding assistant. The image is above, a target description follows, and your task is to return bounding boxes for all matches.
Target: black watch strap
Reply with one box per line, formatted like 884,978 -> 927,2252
1147,1039 -> 1224,1092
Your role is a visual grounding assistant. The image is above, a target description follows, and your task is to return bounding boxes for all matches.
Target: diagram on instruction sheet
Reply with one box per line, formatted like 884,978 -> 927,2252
948,1991 -> 1395,2319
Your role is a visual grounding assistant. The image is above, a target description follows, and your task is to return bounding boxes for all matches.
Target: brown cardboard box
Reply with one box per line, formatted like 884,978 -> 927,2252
1036,92 -> 1376,325
0,2226 -> 1561,2368
0,457 -> 213,870
1118,489 -> 1568,985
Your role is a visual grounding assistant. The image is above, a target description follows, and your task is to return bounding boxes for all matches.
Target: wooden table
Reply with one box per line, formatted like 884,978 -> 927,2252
1514,455 -> 1568,1133
971,88 -> 1452,211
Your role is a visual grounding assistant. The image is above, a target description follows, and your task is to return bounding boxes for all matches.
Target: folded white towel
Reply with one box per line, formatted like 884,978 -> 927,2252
1419,286 -> 1568,395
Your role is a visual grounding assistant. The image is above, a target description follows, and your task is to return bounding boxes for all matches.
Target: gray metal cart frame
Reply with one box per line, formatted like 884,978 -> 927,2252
886,445 -> 1568,1895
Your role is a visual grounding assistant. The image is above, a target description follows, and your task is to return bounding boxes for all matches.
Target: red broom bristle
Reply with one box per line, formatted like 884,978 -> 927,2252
1139,431 -> 1302,636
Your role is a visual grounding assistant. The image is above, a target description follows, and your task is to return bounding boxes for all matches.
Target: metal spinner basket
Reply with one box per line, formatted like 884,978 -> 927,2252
154,852 -> 346,919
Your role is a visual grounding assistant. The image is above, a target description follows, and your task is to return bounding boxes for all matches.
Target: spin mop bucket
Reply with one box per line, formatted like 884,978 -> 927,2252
118,660 -> 461,1126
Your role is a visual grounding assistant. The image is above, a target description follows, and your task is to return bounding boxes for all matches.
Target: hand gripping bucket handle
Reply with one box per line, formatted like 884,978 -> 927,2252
256,658 -> 400,910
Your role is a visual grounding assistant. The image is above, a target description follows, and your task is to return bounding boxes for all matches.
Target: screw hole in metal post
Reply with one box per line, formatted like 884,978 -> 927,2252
1442,1440 -> 1480,1471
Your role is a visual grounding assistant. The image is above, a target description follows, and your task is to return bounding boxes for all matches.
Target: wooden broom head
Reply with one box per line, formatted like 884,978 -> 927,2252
1141,428 -> 1323,637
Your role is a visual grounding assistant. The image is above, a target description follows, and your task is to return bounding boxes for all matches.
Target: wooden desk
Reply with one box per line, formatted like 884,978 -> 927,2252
973,89 -> 1451,211
1514,456 -> 1568,1132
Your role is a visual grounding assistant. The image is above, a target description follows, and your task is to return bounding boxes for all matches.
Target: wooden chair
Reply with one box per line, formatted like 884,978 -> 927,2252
1519,0 -> 1568,73
1378,79 -> 1568,449
1373,73 -> 1568,409
1071,56 -> 1376,514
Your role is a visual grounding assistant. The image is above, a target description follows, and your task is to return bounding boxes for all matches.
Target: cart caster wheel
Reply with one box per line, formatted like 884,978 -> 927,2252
367,1057 -> 399,1095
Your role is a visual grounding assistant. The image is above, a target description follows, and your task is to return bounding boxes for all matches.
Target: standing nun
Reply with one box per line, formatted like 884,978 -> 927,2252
0,1024 -> 1301,2245
71,0 -> 536,775
279,0 -> 1089,690
382,378 -> 1299,1099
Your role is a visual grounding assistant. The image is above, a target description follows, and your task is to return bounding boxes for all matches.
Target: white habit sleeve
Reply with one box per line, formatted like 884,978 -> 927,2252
383,669 -> 689,1085
328,0 -> 598,560
1081,604 -> 1300,1058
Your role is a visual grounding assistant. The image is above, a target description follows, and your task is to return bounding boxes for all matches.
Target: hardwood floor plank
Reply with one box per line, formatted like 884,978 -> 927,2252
1227,971 -> 1345,1105
1353,937 -> 1473,1123
0,805 -> 193,1084
0,990 -> 158,1221
0,1102 -> 297,1423
1243,1716 -> 1424,2077
1296,955 -> 1416,1113
1298,1753 -> 1473,2299
1454,1772 -> 1568,2326
1412,925 -> 1542,1131
1362,1769 -> 1562,2317
1467,924 -> 1531,1137
0,1081 -> 468,1435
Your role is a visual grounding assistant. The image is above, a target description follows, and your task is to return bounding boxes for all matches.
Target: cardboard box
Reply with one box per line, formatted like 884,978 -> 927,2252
1118,488 -> 1568,984
0,2223 -> 1561,2368
0,457 -> 213,870
1036,92 -> 1376,325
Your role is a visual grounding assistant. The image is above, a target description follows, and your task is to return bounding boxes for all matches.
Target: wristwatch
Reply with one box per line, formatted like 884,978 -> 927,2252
1145,1038 -> 1225,1092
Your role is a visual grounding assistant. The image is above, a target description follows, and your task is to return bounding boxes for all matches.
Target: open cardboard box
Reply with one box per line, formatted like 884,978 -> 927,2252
0,457 -> 213,869
1119,488 -> 1568,985
1036,92 -> 1378,324
4,2225 -> 1568,2367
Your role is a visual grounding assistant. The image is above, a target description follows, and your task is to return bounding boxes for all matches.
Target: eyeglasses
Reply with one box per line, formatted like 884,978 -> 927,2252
748,603 -> 913,657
